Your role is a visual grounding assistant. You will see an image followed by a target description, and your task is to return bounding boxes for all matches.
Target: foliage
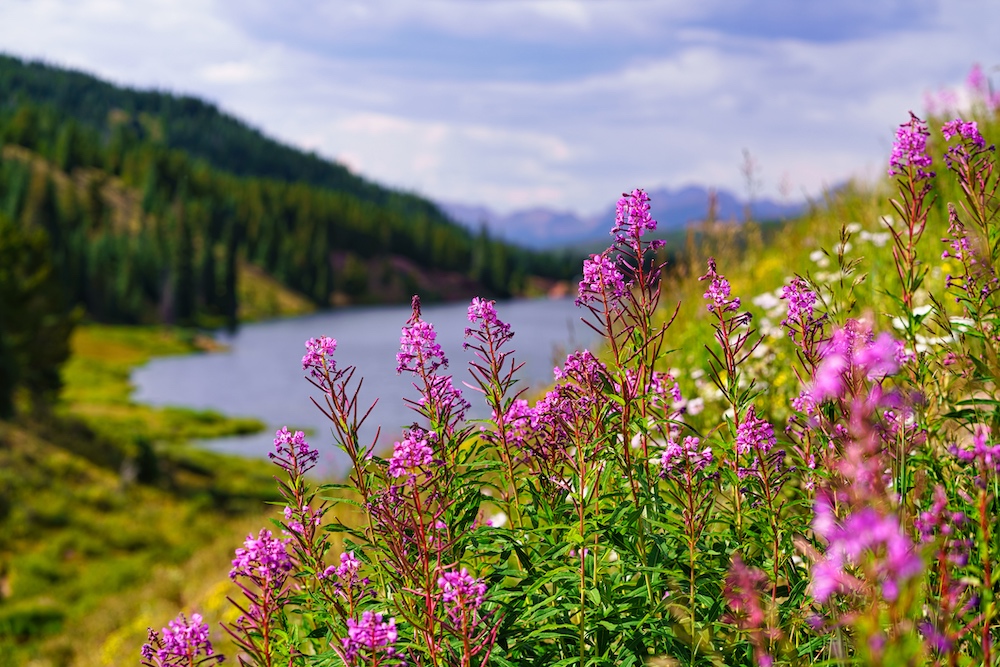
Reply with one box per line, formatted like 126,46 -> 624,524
0,324 -> 281,665
0,54 -> 580,328
0,211 -> 77,417
140,81 -> 1000,666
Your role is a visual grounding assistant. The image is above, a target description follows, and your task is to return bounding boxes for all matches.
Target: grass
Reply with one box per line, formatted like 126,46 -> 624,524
0,324 -> 283,666
237,261 -> 317,321
61,324 -> 266,445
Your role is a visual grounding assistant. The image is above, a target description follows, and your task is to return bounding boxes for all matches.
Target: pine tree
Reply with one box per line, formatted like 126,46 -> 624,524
0,214 -> 77,416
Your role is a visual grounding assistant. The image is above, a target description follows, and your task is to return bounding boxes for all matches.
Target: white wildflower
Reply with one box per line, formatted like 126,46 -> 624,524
752,292 -> 781,310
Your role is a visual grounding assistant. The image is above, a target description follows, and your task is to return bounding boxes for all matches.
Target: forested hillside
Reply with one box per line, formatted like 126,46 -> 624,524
0,54 -> 578,330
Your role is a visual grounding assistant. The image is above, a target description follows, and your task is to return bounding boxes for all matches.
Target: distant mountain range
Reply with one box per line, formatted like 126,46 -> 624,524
440,185 -> 806,250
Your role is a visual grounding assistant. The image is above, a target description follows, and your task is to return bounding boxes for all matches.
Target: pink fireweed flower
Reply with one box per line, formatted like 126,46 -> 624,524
808,321 -> 904,403
341,612 -> 402,667
942,118 -> 986,149
465,295 -> 515,377
438,567 -> 488,626
576,252 -> 628,306
336,550 -> 362,582
735,406 -> 776,456
950,426 -> 1000,473
141,612 -> 221,666
612,188 -> 658,241
966,63 -> 1000,109
724,555 -> 768,629
941,215 -> 973,262
780,277 -> 818,338
282,505 -> 321,535
942,116 -> 994,170
467,297 -> 508,331
161,613 -> 213,660
724,556 -> 777,667
810,497 -> 922,603
526,384 -> 586,465
465,296 -> 513,347
420,374 -> 470,423
397,319 -> 447,374
269,427 -> 319,476
553,349 -> 607,386
283,505 -> 304,534
388,428 -> 435,479
915,486 -> 971,566
494,398 -> 534,451
888,112 -> 934,180
699,258 -> 741,313
810,350 -> 850,403
660,436 -> 714,477
968,63 -> 988,96
230,529 -> 294,583
302,336 -> 337,382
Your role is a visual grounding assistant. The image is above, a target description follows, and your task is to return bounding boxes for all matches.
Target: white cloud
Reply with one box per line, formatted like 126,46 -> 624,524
0,0 -> 998,214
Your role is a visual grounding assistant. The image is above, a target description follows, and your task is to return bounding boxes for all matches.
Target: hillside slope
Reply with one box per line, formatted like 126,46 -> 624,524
0,54 -> 579,329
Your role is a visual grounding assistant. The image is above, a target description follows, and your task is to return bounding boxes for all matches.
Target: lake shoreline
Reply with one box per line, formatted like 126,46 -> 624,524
132,295 -> 600,479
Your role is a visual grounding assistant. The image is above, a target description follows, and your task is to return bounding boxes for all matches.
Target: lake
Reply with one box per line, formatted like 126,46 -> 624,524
133,297 -> 600,478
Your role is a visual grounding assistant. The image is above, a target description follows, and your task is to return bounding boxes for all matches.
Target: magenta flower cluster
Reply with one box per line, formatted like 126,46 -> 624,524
162,613 -> 213,659
967,63 -> 1000,111
282,504 -> 321,535
141,612 -> 219,666
810,321 -> 905,403
576,252 -> 627,306
811,498 -> 922,603
950,427 -> 1000,472
496,398 -> 533,450
888,112 -> 934,180
466,297 -> 512,340
735,407 -> 776,456
552,349 -> 606,386
724,556 -> 776,667
269,426 -> 319,474
700,258 -> 741,314
438,567 -> 488,626
302,335 -> 337,380
388,428 -> 436,479
942,118 -> 986,148
780,277 -> 818,337
611,188 -> 658,241
341,611 -> 403,666
230,528 -> 294,582
419,375 -> 470,423
397,319 -> 447,375
914,487 -> 970,561
336,550 -> 361,582
660,436 -> 714,477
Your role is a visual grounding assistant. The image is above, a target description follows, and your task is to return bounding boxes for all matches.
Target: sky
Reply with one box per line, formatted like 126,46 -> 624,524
1,0 -> 999,215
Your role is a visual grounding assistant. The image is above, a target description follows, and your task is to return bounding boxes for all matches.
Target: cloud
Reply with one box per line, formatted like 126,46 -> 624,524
0,0 -> 998,214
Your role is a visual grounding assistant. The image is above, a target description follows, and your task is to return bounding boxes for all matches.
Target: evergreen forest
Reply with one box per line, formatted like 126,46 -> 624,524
0,53 -> 577,328
0,53 -> 581,416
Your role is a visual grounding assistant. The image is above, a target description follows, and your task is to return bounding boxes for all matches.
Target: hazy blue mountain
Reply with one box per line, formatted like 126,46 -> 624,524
441,185 -> 805,249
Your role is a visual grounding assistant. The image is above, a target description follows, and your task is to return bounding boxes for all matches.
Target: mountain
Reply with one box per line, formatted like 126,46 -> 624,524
441,185 -> 806,250
0,54 -> 579,329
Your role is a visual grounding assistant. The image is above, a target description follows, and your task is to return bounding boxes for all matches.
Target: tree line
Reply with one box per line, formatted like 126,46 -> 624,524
0,53 -> 579,416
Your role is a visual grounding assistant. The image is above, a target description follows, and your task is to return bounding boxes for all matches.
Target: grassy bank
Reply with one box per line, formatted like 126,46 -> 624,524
0,324 -> 282,666
61,324 -> 265,444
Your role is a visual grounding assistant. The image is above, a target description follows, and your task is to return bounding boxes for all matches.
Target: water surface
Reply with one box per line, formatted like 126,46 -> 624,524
133,297 -> 599,478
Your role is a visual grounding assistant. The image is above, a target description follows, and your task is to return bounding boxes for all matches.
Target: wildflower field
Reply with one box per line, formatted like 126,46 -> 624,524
142,72 -> 1000,666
